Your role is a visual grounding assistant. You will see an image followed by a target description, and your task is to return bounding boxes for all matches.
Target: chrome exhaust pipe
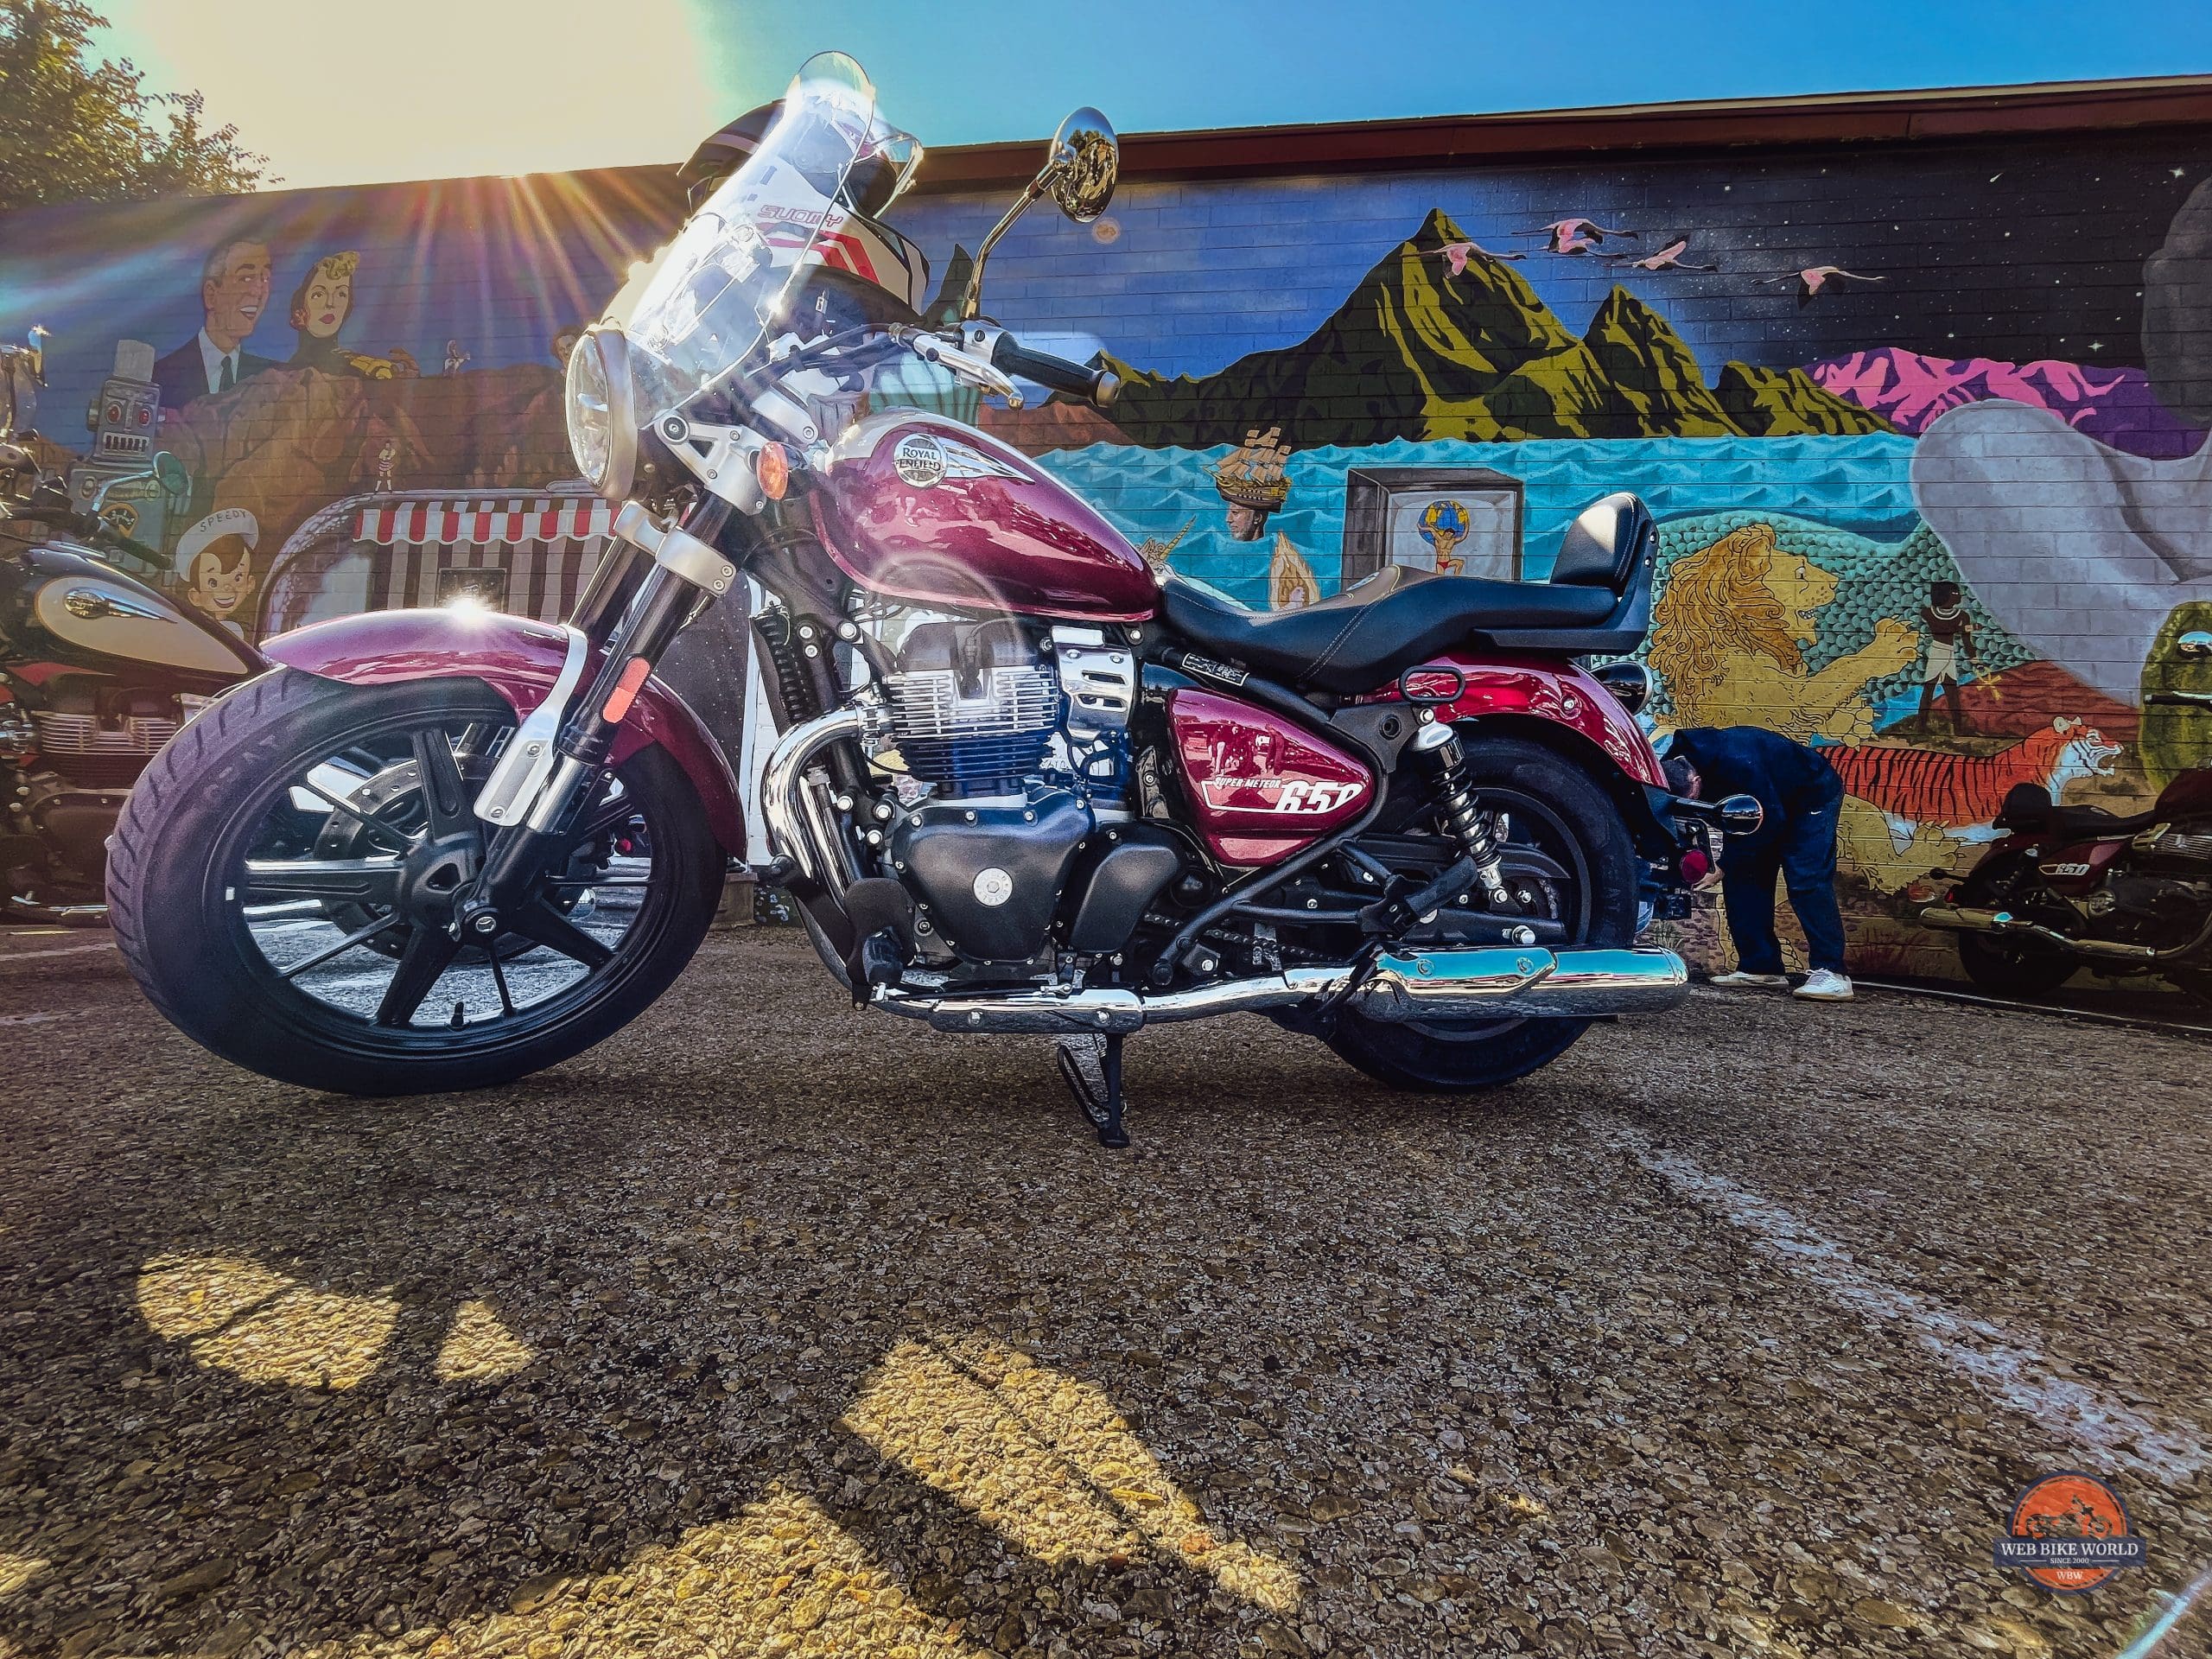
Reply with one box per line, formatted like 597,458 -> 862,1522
1920,901 -> 2209,964
760,706 -> 871,904
873,945 -> 1688,1034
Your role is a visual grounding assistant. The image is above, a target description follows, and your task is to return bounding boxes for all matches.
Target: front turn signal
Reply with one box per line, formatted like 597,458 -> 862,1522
755,442 -> 789,501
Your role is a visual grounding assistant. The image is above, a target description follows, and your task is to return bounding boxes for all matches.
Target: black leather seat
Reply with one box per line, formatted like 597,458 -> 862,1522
1158,492 -> 1656,696
1995,785 -> 2160,840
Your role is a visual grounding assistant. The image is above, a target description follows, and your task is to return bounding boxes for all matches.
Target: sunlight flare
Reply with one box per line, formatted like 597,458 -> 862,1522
137,1254 -> 397,1391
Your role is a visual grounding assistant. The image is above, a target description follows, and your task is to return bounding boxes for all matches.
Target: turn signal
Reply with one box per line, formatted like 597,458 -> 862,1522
755,442 -> 789,501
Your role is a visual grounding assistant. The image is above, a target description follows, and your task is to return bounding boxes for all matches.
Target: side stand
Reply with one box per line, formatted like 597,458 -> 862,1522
1056,1033 -> 1131,1147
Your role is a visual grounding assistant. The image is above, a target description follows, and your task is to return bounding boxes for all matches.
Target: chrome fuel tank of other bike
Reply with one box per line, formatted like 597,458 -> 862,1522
13,547 -> 254,683
808,412 -> 1156,623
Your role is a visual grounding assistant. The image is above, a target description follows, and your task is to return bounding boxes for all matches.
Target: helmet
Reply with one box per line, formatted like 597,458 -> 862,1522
677,100 -> 931,320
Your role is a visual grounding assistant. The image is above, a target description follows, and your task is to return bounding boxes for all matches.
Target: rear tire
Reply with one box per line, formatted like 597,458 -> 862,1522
1321,736 -> 1639,1093
1951,851 -> 2079,999
107,671 -> 723,1096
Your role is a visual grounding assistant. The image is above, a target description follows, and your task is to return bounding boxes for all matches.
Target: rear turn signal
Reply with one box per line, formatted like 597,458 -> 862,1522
601,655 -> 653,724
755,442 -> 789,500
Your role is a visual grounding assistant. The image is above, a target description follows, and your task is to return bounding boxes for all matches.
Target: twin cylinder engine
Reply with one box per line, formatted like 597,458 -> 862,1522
874,618 -> 1160,965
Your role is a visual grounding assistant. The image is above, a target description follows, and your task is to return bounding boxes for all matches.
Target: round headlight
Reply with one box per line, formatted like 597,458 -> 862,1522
564,326 -> 637,500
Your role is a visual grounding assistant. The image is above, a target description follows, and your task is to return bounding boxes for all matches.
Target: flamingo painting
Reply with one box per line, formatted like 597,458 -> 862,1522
1603,233 -> 1718,273
1763,265 -> 1886,307
1520,217 -> 1639,256
1426,238 -> 1528,276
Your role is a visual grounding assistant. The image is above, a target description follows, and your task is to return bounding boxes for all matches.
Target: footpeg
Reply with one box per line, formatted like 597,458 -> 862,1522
1057,1033 -> 1130,1147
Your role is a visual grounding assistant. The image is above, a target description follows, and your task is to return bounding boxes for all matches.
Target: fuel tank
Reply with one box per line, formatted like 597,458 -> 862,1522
2154,768 -> 2212,821
1167,687 -> 1372,866
809,411 -> 1156,622
8,545 -> 259,684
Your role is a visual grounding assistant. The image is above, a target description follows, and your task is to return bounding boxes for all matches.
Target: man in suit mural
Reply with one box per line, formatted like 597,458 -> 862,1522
151,237 -> 276,410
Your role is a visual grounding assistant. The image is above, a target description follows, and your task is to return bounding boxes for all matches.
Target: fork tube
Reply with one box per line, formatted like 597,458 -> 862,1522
472,500 -> 731,915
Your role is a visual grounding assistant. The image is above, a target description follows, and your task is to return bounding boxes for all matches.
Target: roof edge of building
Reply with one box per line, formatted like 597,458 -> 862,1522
908,75 -> 2212,192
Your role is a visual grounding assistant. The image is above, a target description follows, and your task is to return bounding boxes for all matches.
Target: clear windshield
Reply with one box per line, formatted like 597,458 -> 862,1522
614,53 -> 917,422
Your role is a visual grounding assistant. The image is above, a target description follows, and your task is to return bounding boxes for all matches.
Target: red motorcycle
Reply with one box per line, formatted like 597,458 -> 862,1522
109,56 -> 1741,1138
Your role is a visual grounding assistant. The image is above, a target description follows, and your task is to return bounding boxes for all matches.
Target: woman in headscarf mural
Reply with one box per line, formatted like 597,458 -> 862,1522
285,251 -> 420,380
1213,427 -> 1320,609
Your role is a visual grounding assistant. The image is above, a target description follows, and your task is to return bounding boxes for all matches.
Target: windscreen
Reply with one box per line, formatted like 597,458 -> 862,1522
615,53 -> 912,421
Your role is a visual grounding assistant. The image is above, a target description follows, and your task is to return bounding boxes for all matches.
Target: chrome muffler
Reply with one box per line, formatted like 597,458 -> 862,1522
873,944 -> 1688,1034
1920,901 -> 2209,963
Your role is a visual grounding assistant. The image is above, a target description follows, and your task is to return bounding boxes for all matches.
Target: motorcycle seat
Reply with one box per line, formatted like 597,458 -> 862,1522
1157,493 -> 1657,696
1994,784 -> 2160,840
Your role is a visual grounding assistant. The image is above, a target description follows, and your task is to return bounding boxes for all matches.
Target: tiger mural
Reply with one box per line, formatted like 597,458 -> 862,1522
1828,715 -> 2125,850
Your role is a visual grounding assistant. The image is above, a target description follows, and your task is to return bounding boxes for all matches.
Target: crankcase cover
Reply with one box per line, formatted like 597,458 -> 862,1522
891,787 -> 1094,963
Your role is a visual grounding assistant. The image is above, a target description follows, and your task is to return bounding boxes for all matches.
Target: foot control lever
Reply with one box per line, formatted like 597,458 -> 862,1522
1057,1033 -> 1131,1147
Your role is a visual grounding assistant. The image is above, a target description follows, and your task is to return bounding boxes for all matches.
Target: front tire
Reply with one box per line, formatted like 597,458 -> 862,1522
107,671 -> 723,1096
1321,736 -> 1639,1092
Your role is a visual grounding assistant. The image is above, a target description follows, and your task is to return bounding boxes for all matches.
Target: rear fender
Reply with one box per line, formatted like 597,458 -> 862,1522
261,607 -> 746,855
1377,655 -> 1674,858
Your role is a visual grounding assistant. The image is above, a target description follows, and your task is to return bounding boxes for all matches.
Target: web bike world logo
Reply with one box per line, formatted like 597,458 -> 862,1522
1991,1472 -> 2145,1592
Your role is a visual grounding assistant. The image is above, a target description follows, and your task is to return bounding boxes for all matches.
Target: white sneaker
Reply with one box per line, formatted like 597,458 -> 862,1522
1794,969 -> 1855,1001
1708,970 -> 1790,989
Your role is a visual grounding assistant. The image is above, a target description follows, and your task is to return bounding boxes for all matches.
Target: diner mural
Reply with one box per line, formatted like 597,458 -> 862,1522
2,129 -> 2208,982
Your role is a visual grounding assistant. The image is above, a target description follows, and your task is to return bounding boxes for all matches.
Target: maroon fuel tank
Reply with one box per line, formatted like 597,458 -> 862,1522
808,411 -> 1157,623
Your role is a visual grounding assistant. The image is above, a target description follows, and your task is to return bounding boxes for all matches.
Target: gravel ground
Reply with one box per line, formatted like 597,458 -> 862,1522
0,925 -> 2207,1659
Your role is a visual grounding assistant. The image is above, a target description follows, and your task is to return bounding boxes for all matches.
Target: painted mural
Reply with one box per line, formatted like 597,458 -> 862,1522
3,126 -> 2210,988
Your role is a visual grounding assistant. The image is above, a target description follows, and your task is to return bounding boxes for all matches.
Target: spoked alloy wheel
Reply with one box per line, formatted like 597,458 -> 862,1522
108,672 -> 723,1095
1321,735 -> 1638,1093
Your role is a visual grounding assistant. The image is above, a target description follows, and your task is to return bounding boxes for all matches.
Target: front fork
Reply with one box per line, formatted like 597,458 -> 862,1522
451,501 -> 737,943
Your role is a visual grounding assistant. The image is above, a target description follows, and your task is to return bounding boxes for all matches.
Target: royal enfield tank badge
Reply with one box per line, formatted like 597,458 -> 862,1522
893,432 -> 946,487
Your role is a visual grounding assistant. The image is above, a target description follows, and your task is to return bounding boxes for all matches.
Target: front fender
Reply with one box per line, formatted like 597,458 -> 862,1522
263,607 -> 747,855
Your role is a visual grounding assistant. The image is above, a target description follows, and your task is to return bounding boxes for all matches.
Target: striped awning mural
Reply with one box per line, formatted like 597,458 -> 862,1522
353,494 -> 614,624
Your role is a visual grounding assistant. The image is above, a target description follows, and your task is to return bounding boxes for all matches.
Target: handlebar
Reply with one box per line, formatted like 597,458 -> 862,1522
983,332 -> 1121,409
2147,691 -> 2212,708
8,501 -> 167,571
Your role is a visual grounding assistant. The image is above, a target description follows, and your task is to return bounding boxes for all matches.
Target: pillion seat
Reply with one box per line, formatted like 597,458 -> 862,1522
1157,493 -> 1657,696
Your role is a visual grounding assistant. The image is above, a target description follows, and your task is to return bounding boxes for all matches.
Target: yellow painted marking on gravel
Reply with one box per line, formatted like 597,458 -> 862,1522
0,1010 -> 87,1027
0,942 -> 116,962
432,1298 -> 535,1382
0,1552 -> 46,1599
137,1254 -> 398,1391
1605,1124 -> 2207,1482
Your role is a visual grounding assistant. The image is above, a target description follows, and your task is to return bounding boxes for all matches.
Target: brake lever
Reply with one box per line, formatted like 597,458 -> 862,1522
892,327 -> 1024,408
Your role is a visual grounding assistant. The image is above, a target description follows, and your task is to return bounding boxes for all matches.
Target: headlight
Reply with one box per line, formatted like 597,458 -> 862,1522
564,325 -> 637,500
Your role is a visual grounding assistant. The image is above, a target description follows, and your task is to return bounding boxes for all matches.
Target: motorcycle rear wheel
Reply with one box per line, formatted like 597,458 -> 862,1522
1952,851 -> 2079,999
1321,737 -> 1637,1093
107,671 -> 723,1096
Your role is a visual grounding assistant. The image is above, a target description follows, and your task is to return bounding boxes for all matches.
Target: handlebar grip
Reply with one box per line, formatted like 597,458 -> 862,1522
2146,691 -> 2212,708
986,334 -> 1122,408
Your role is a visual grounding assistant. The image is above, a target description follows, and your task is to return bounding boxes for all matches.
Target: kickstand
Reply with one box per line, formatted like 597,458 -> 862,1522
1056,1033 -> 1131,1147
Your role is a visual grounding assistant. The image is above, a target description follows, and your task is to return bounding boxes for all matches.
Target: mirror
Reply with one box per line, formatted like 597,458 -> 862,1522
0,327 -> 45,438
959,109 -> 1121,320
154,450 -> 190,498
1046,108 -> 1118,223
2180,631 -> 2212,657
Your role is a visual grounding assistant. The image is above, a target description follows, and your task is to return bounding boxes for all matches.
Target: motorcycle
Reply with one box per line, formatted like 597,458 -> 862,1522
108,55 -> 1749,1135
1923,632 -> 2212,1004
0,330 -> 264,923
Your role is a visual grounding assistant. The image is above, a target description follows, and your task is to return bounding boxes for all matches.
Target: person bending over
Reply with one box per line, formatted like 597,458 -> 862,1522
1663,725 -> 1853,1002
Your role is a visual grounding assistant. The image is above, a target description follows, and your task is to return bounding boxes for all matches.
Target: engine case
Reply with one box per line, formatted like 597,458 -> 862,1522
891,786 -> 1093,963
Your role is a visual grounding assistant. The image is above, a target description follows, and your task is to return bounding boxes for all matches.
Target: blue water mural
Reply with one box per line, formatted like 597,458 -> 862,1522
1032,434 -> 1922,610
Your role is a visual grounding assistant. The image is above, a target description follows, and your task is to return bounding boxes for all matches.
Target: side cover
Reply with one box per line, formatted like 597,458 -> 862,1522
1167,686 -> 1373,866
262,608 -> 747,855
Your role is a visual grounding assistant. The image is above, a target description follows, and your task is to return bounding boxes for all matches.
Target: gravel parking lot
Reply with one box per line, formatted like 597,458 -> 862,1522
0,925 -> 2206,1659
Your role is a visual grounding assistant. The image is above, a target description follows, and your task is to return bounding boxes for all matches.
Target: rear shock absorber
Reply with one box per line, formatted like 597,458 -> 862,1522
1410,710 -> 1512,909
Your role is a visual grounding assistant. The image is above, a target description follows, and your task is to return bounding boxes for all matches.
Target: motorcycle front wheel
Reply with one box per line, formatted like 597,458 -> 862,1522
107,671 -> 723,1096
1319,736 -> 1638,1093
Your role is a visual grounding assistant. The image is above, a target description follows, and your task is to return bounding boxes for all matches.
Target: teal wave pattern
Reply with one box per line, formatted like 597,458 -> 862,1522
1032,435 -> 1921,611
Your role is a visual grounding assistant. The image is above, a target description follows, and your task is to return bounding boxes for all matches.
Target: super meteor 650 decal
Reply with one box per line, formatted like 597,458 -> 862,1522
1195,777 -> 1366,815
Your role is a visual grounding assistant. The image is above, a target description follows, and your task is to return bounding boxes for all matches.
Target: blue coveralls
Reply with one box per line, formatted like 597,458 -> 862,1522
1668,726 -> 1848,976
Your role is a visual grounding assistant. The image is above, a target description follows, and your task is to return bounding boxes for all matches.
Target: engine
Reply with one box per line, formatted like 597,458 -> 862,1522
875,618 -> 1165,966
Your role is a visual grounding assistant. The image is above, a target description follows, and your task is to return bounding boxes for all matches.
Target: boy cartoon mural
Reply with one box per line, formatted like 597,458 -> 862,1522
152,238 -> 275,409
1909,579 -> 1981,734
172,509 -> 259,635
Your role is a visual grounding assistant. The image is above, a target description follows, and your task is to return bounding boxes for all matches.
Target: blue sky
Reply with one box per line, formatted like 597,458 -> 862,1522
92,0 -> 2212,190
